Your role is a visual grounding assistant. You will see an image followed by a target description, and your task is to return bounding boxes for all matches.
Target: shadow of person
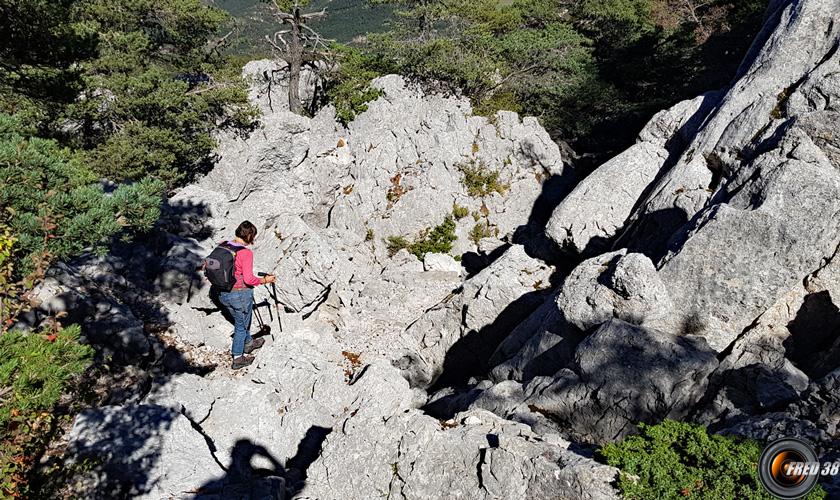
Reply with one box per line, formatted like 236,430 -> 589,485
228,440 -> 286,483
194,426 -> 332,499
194,439 -> 287,499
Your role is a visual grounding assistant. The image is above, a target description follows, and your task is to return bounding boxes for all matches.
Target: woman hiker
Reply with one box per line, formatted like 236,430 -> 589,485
217,221 -> 277,369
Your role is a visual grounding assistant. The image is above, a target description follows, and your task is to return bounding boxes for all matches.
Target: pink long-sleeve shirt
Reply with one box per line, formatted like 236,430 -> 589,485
227,241 -> 261,289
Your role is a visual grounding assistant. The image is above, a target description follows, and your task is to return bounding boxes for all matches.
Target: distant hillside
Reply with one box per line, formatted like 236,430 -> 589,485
213,0 -> 394,56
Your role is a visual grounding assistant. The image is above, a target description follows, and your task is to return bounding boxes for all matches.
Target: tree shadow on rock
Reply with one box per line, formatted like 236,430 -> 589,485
62,405 -> 180,499
29,199 -> 225,496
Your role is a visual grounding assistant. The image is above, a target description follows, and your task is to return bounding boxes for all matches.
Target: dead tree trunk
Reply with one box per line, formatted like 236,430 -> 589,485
266,1 -> 331,116
287,7 -> 304,115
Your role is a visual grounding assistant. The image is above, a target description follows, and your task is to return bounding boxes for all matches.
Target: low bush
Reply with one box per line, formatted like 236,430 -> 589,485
469,220 -> 497,246
457,159 -> 507,198
452,203 -> 469,220
387,215 -> 457,260
325,44 -> 385,125
600,420 -> 826,500
0,326 -> 93,497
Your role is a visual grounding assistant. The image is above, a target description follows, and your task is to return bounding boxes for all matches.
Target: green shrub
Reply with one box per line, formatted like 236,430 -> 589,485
0,325 -> 93,497
458,159 -> 508,198
469,220 -> 496,246
600,420 -> 827,500
409,215 -> 457,260
326,44 -> 385,125
387,215 -> 458,260
386,235 -> 410,256
0,327 -> 93,428
452,203 -> 469,220
473,90 -> 523,117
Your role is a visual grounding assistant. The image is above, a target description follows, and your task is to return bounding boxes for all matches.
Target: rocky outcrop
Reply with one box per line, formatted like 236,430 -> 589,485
55,65 -> 622,498
393,244 -> 554,389
481,0 -> 840,447
545,92 -> 719,256
622,0 -> 840,258
53,0 -> 840,495
520,319 -> 718,445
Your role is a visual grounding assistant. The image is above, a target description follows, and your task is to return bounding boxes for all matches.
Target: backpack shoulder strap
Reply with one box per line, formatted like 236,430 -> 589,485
219,241 -> 245,255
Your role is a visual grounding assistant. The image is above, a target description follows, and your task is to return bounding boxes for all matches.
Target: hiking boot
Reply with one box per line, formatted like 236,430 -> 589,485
244,337 -> 265,354
231,355 -> 255,370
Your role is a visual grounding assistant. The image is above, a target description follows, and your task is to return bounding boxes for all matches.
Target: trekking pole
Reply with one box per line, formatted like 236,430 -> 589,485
258,273 -> 283,334
252,296 -> 272,340
271,281 -> 283,334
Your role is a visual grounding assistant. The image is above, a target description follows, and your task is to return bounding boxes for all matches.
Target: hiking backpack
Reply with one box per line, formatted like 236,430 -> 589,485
203,242 -> 243,292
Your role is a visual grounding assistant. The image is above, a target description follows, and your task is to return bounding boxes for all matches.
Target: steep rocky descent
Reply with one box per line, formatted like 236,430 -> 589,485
35,0 -> 840,496
479,0 -> 840,452
41,66 -> 622,498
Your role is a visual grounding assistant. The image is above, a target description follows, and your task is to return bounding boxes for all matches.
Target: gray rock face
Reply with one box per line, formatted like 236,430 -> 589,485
557,250 -> 672,331
623,0 -> 840,257
524,319 -> 718,444
393,245 -> 553,389
545,92 -> 719,256
488,250 -> 671,384
651,131 -> 840,351
546,142 -> 667,255
423,252 -> 462,274
717,367 -> 840,448
28,262 -> 153,361
488,289 -> 580,383
67,405 -> 221,499
305,408 -> 618,500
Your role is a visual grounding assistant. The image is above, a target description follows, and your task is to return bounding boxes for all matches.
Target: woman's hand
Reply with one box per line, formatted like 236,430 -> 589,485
263,274 -> 277,284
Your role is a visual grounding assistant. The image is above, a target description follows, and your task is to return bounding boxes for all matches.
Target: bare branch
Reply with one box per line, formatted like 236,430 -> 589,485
265,32 -> 291,54
301,24 -> 334,43
481,63 -> 543,97
300,8 -> 328,21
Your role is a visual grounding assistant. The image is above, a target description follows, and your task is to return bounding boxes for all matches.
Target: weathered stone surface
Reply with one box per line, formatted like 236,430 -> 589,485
423,252 -> 462,274
622,0 -> 840,256
524,319 -> 718,444
488,289 -> 580,383
718,366 -> 840,449
152,236 -> 206,306
696,245 -> 840,429
557,250 -> 672,331
488,250 -> 671,384
546,92 -> 721,257
637,92 -> 722,148
304,408 -> 619,500
546,143 -> 667,255
649,133 -> 840,351
67,405 -> 221,499
393,245 -> 553,388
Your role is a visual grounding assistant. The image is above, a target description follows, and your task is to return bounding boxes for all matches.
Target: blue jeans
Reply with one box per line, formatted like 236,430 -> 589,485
219,288 -> 253,357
